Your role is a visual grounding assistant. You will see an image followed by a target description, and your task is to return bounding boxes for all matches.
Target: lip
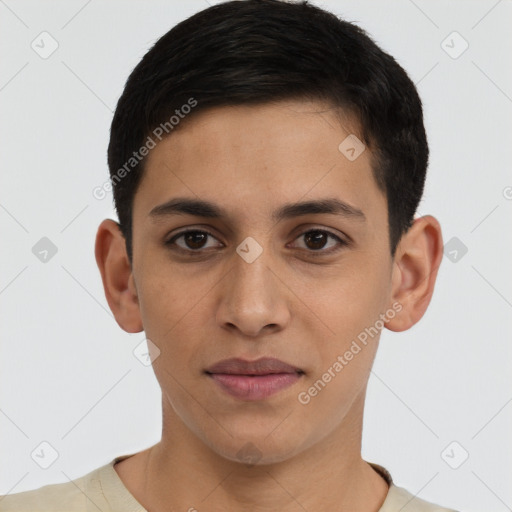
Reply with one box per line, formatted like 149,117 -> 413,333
205,357 -> 304,401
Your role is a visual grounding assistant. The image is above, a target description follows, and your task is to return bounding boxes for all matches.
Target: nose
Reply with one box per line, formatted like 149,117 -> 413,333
216,244 -> 291,338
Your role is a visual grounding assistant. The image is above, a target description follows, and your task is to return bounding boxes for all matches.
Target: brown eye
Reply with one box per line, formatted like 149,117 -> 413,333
166,230 -> 221,252
291,229 -> 347,255
304,231 -> 329,250
182,231 -> 208,250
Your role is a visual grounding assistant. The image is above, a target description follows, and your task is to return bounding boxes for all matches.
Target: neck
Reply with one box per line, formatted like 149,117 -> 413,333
116,390 -> 389,512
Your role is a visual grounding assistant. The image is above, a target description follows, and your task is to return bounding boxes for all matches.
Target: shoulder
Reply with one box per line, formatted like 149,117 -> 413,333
383,483 -> 459,512
369,463 -> 459,512
0,480 -> 86,512
0,464 -> 107,512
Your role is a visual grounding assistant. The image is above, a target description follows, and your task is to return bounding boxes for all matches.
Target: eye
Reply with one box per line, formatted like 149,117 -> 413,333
165,228 -> 348,255
165,229 -> 222,252
290,228 -> 347,255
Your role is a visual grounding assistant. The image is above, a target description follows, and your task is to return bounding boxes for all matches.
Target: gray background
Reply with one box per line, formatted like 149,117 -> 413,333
1,1 -> 511,511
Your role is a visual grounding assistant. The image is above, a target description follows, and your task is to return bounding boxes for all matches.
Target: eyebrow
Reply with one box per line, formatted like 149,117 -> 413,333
149,197 -> 366,223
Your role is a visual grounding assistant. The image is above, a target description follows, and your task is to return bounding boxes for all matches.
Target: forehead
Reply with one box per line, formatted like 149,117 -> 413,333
134,99 -> 386,227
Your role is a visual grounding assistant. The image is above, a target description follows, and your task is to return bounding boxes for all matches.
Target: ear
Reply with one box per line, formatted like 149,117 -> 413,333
94,219 -> 143,333
385,215 -> 443,332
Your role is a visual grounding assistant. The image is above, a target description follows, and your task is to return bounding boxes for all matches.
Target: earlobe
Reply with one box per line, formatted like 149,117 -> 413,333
94,219 -> 144,333
385,215 -> 443,332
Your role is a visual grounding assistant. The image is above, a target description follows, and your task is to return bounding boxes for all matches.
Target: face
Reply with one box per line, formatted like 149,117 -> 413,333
129,100 -> 396,464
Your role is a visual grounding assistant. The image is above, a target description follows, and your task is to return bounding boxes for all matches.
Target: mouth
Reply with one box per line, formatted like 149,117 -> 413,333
205,357 -> 305,401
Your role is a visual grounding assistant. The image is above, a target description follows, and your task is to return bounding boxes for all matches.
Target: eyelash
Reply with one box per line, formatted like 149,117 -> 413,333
165,228 -> 348,257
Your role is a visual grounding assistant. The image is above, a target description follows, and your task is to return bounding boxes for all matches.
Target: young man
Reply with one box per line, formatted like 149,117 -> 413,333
1,0 -> 456,510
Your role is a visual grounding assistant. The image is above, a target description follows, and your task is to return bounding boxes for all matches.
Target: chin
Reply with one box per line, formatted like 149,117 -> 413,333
205,430 -> 308,467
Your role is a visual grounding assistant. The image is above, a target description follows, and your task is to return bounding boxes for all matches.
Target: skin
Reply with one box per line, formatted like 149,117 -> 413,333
95,99 -> 443,511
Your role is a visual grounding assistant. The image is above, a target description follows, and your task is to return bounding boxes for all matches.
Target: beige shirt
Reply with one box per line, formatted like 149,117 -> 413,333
0,454 -> 458,511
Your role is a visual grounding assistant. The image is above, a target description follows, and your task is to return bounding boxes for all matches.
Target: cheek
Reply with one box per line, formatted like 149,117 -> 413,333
135,269 -> 193,360
295,271 -> 386,422
136,260 -> 207,330
301,258 -> 390,345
